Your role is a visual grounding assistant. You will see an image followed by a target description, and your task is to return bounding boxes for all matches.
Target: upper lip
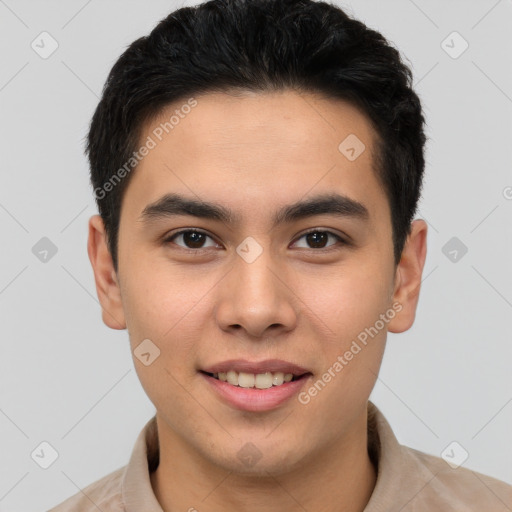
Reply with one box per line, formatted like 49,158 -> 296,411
201,359 -> 311,376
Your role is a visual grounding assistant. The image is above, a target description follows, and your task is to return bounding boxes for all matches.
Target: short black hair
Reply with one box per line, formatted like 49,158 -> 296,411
87,0 -> 427,272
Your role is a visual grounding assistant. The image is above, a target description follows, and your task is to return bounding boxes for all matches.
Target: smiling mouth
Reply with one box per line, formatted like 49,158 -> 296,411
201,370 -> 309,389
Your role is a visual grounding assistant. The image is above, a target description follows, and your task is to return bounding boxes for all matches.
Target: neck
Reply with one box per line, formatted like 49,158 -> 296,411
150,407 -> 377,512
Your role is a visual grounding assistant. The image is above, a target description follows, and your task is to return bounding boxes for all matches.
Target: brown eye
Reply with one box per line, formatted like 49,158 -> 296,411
293,230 -> 346,250
164,229 -> 218,250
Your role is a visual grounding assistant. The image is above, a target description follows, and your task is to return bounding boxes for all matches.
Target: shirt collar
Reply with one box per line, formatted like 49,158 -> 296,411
122,413 -> 162,512
363,401 -> 436,511
121,400 -> 422,511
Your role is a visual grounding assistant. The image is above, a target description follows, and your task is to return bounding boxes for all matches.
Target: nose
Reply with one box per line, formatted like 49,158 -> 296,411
214,246 -> 298,340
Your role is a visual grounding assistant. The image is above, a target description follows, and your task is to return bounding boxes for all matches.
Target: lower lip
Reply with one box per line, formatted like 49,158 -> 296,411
200,372 -> 311,412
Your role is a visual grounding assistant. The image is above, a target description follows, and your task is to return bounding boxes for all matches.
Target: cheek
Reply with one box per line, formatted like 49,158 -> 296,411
299,259 -> 393,404
312,259 -> 394,337
119,262 -> 208,385
121,255 -> 206,335
296,266 -> 391,428
121,263 -> 209,410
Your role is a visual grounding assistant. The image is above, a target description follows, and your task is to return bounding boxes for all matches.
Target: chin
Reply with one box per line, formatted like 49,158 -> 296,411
205,441 -> 307,478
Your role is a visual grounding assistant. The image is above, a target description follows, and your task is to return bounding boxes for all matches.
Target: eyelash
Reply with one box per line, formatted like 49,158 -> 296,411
162,228 -> 349,252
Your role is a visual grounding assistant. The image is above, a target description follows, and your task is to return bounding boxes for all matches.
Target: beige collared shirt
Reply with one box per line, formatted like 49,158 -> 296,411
48,400 -> 512,511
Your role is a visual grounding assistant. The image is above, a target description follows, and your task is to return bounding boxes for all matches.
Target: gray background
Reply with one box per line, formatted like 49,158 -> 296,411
1,0 -> 511,510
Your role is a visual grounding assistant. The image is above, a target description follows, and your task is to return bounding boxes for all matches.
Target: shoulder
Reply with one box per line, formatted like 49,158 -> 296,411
368,401 -> 511,510
48,465 -> 126,512
405,445 -> 512,510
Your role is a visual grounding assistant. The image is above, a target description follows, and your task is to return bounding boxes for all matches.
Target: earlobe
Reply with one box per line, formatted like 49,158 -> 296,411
387,219 -> 428,334
87,215 -> 127,330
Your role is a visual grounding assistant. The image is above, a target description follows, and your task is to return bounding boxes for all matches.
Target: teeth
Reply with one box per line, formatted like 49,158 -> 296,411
211,370 -> 296,388
238,372 -> 255,388
272,372 -> 284,386
226,370 -> 238,386
255,372 -> 273,389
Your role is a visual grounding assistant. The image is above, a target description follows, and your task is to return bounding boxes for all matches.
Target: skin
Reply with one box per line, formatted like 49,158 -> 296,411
88,89 -> 427,512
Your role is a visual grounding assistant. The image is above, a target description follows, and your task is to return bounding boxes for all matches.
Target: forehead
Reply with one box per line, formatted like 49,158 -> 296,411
122,90 -> 387,226
145,89 -> 377,160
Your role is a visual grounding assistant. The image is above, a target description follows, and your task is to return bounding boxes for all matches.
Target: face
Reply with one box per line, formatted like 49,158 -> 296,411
88,89 -> 426,475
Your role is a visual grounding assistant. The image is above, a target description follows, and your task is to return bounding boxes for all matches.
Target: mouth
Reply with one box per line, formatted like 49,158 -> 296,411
198,360 -> 313,412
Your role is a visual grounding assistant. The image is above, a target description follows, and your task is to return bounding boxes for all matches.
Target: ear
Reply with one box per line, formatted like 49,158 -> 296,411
387,219 -> 428,333
87,214 -> 126,330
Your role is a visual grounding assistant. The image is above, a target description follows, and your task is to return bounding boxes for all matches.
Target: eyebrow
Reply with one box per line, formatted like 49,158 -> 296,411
139,192 -> 369,229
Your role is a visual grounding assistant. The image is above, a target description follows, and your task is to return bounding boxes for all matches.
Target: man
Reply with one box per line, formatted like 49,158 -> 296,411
50,0 -> 512,510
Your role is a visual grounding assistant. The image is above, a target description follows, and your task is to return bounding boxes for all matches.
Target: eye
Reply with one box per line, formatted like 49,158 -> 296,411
163,229 -> 219,250
292,229 -> 347,250
163,228 -> 348,251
